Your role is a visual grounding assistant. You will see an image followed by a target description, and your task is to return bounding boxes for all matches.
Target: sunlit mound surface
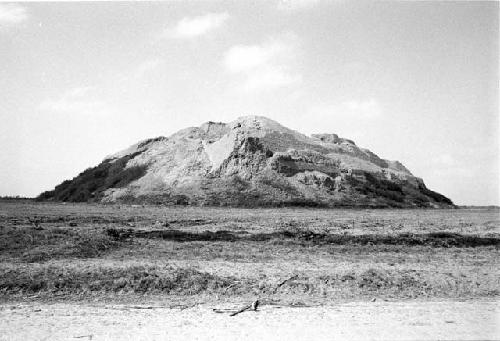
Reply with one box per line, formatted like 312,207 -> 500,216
39,115 -> 454,208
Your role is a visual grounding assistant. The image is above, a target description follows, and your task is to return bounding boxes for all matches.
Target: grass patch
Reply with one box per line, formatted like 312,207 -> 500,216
0,264 -> 496,299
0,265 -> 232,295
1,227 -> 121,262
105,227 -> 500,248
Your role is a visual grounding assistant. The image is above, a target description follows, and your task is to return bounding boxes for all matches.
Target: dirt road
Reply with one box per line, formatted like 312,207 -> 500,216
1,300 -> 498,340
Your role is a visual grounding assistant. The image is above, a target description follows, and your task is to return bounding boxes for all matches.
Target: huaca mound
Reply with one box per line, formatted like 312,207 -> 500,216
39,116 -> 454,208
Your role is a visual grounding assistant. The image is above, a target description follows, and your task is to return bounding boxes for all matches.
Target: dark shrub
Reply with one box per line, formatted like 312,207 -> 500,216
37,152 -> 147,202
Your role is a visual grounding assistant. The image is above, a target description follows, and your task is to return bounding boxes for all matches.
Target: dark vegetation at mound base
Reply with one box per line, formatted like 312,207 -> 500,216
36,157 -> 454,208
38,152 -> 147,202
346,174 -> 454,208
95,173 -> 454,208
42,172 -> 453,208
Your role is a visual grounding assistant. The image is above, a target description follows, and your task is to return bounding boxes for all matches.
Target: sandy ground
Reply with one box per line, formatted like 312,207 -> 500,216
1,300 -> 498,341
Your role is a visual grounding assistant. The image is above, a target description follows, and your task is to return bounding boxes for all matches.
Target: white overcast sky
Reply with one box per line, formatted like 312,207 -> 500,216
0,1 -> 498,205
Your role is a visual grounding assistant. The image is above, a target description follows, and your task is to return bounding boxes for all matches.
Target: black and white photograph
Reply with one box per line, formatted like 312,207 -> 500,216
0,0 -> 498,340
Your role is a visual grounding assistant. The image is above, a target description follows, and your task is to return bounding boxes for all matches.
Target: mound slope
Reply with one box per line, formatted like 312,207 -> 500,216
39,116 -> 454,208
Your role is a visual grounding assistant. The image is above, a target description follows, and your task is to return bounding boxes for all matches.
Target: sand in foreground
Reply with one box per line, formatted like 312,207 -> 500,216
1,300 -> 498,341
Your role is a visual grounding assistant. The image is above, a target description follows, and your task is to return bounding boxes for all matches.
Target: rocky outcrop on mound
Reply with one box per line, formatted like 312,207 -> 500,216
39,116 -> 454,208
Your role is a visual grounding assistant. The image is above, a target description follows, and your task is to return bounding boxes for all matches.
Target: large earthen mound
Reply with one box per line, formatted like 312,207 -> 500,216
39,116 -> 454,208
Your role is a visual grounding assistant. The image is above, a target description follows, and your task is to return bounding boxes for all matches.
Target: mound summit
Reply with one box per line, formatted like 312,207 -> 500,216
39,116 -> 454,208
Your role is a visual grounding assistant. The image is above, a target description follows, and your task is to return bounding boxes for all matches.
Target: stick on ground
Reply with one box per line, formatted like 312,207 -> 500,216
229,300 -> 259,317
273,274 -> 299,293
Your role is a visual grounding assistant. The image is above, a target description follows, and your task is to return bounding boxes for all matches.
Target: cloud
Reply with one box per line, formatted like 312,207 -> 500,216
432,166 -> 474,178
39,87 -> 109,115
166,12 -> 229,39
429,153 -> 475,177
0,3 -> 28,25
243,66 -> 301,90
342,98 -> 382,119
432,154 -> 457,167
309,98 -> 383,120
277,0 -> 322,11
224,45 -> 276,73
134,58 -> 163,78
224,35 -> 301,92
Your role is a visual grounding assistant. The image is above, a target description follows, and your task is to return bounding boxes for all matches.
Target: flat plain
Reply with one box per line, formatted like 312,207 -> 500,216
0,201 -> 499,340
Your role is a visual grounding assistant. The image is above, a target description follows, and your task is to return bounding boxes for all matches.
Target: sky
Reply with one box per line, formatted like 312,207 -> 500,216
0,0 -> 498,205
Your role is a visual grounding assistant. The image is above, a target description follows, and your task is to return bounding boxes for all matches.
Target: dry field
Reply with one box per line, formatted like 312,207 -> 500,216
1,200 -> 498,305
1,200 -> 499,339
